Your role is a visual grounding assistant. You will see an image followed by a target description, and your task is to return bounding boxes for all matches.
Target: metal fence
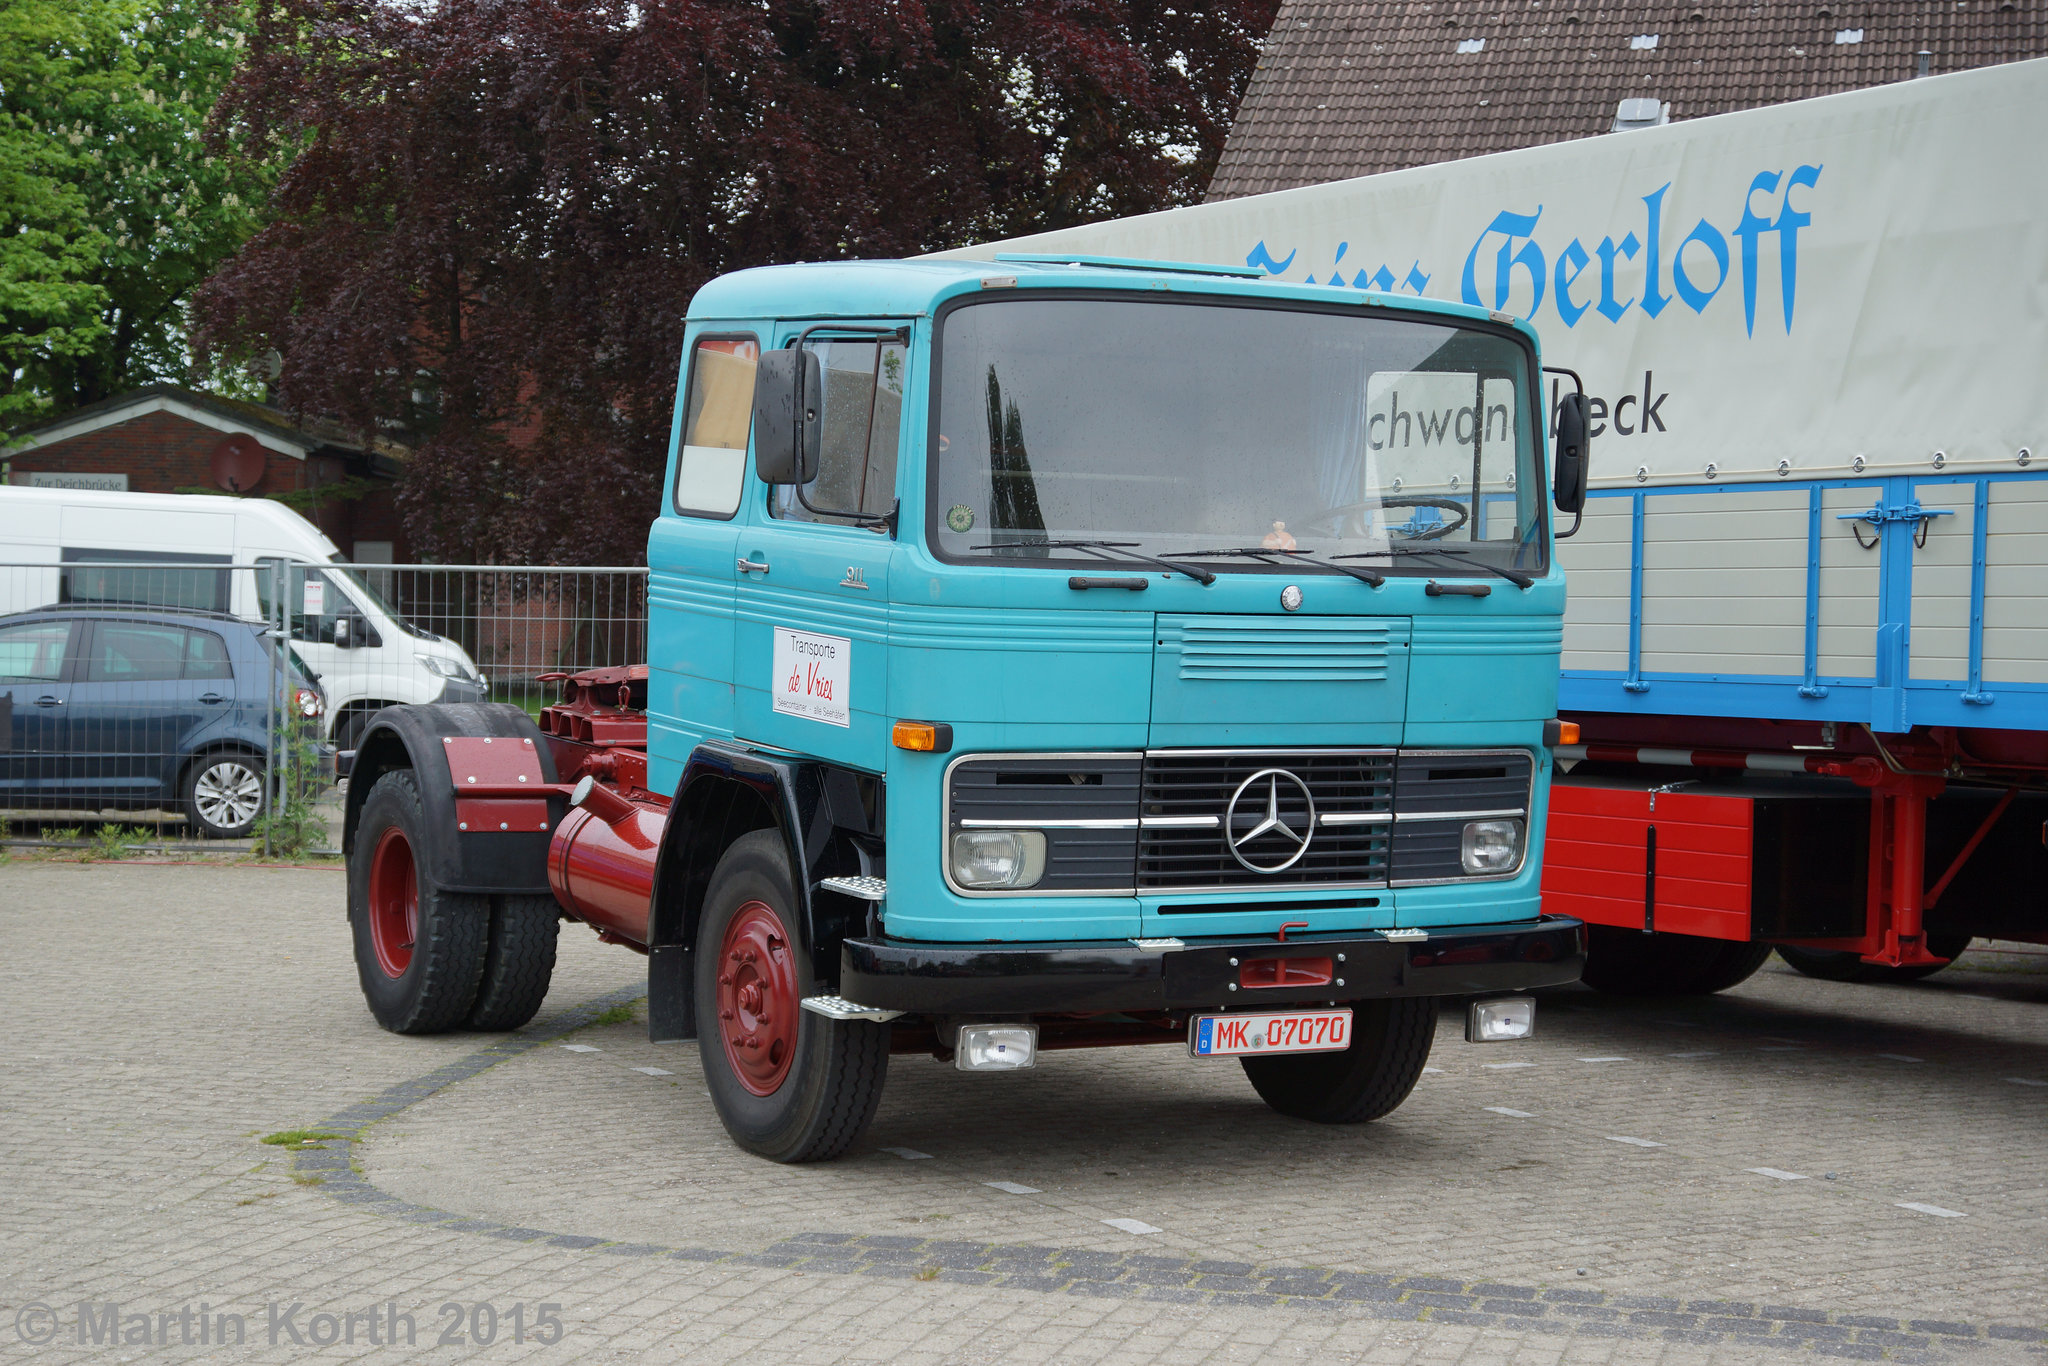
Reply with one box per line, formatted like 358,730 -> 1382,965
0,561 -> 647,855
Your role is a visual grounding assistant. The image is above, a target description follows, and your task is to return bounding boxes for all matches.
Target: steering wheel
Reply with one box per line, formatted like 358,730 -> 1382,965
1292,496 -> 1470,542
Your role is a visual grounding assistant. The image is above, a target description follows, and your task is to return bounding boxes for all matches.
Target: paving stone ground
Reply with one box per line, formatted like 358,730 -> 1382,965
2,861 -> 2044,1364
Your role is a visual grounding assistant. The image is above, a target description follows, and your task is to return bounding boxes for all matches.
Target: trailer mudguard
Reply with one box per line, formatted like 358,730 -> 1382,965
341,703 -> 563,897
646,740 -> 884,1042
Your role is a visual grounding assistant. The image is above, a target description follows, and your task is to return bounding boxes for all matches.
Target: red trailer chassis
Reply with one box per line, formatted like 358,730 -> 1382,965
1543,715 -> 2048,971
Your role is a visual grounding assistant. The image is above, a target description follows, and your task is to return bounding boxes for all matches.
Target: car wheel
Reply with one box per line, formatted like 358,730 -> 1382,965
184,753 -> 265,838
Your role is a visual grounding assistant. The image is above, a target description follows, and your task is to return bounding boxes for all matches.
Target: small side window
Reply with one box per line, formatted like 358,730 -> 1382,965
675,336 -> 758,519
771,337 -> 905,526
186,630 -> 234,680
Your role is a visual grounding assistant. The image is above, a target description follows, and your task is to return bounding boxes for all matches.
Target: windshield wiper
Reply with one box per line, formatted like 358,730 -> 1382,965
1333,545 -> 1534,589
964,539 -> 1216,585
1165,547 -> 1385,588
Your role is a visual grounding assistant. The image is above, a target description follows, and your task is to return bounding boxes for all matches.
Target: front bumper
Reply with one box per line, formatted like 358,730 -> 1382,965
839,916 -> 1585,1016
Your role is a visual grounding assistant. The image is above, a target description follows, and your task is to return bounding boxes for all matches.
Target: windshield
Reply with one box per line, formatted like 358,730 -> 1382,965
929,297 -> 1545,576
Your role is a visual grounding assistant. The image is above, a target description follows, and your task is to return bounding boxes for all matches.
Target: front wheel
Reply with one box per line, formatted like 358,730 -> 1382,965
1242,996 -> 1438,1123
695,830 -> 888,1162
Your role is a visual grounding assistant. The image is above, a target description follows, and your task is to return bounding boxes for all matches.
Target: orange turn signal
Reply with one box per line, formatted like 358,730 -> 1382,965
1557,720 -> 1581,745
892,719 -> 954,753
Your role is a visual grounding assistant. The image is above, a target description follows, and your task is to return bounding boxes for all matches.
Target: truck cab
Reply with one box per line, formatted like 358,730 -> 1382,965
341,254 -> 1590,1162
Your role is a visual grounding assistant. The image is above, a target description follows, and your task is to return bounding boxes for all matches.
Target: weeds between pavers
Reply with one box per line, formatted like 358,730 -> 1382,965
261,1130 -> 346,1151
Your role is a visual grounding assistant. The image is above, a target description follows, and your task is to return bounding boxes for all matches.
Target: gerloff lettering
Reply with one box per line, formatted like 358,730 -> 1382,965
1247,166 -> 1823,337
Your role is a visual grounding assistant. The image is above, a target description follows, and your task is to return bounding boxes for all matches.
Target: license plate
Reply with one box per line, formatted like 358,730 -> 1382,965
1188,1008 -> 1353,1058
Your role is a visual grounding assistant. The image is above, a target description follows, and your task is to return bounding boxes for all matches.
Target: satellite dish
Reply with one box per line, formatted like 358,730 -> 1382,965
209,435 -> 268,493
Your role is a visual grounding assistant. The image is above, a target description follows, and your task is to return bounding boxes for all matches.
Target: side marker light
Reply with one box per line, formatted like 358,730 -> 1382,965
892,719 -> 954,752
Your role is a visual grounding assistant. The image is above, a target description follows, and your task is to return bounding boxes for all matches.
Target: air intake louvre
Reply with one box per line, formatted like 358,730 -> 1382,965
1174,621 -> 1393,683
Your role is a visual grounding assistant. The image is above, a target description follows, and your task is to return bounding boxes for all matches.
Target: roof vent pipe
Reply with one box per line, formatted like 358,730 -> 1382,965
1914,49 -> 1932,78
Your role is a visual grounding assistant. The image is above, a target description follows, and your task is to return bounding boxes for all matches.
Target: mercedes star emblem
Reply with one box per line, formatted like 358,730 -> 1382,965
1280,584 -> 1304,611
1224,767 -> 1317,874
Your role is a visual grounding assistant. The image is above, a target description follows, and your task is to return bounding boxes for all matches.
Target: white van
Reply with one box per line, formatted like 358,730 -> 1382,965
0,487 -> 485,750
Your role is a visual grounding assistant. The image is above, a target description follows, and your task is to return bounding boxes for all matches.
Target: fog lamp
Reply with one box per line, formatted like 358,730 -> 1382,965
1460,819 -> 1522,873
956,1024 -> 1038,1071
1466,996 -> 1535,1043
949,830 -> 1047,889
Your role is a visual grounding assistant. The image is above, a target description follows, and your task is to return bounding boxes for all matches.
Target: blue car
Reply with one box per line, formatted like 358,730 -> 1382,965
0,605 -> 328,838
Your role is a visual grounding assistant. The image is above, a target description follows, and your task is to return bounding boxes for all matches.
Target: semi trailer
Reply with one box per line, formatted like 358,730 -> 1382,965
342,255 -> 1592,1161
954,58 -> 2048,994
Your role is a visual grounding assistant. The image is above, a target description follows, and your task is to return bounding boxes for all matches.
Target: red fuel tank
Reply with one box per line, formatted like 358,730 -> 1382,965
546,795 -> 665,947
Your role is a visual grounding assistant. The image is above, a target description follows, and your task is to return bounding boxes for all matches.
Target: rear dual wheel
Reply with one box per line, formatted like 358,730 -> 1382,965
348,769 -> 559,1034
696,831 -> 889,1163
1579,926 -> 1774,996
1777,935 -> 1971,984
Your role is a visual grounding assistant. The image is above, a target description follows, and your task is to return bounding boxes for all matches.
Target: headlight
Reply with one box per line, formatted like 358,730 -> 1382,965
1460,819 -> 1522,874
416,654 -> 478,682
949,830 -> 1048,889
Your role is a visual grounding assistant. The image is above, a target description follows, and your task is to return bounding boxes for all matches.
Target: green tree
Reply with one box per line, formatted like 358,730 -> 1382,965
0,0 -> 268,436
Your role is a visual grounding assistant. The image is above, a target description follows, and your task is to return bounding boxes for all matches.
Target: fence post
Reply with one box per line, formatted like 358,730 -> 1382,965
265,560 -> 282,861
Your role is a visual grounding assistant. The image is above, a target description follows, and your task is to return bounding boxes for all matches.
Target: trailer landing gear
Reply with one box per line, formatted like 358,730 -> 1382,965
695,831 -> 889,1163
1778,935 -> 1971,985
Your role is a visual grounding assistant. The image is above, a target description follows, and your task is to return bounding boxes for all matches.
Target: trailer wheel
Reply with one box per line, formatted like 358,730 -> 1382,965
1241,996 -> 1438,1123
348,769 -> 488,1033
695,830 -> 888,1162
1776,935 -> 1971,985
1578,926 -> 1773,996
465,895 -> 561,1030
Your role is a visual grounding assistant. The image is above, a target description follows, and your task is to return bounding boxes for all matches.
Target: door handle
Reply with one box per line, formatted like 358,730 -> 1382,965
34,695 -> 63,707
737,557 -> 771,575
199,693 -> 225,705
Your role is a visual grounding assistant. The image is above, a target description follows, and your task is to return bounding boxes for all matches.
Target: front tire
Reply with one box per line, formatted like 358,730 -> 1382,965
348,769 -> 488,1033
1579,926 -> 1773,996
184,751 -> 265,838
695,830 -> 888,1162
1241,996 -> 1438,1123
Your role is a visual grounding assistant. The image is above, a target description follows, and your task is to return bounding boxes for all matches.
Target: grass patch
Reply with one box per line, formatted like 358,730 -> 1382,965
48,826 -> 83,843
236,1192 -> 280,1206
590,1003 -> 637,1028
915,1265 -> 942,1282
87,824 -> 129,861
261,1130 -> 345,1151
291,1173 -> 325,1187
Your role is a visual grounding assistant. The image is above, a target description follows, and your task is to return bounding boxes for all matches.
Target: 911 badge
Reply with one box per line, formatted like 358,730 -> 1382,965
772,627 -> 851,727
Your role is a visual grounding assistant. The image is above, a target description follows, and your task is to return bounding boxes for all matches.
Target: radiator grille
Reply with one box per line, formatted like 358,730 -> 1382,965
1139,750 -> 1393,890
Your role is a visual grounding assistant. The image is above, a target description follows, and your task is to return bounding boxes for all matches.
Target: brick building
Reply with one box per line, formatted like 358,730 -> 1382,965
0,383 -> 409,563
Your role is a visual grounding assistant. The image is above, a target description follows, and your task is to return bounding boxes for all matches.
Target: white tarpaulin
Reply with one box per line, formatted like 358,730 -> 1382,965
939,59 -> 2048,491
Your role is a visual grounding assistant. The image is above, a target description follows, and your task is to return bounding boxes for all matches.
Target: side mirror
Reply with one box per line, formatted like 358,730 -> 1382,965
1552,391 -> 1590,516
330,617 -> 353,649
751,347 -> 822,485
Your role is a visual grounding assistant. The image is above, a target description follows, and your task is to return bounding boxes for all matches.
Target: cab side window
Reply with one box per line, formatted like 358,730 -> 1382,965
771,337 -> 904,526
676,336 -> 758,519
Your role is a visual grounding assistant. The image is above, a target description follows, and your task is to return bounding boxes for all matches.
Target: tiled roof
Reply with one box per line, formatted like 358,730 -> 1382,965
1208,1 -> 2048,199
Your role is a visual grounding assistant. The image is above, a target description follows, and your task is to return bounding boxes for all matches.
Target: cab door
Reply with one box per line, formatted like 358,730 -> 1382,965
645,332 -> 760,793
733,328 -> 907,773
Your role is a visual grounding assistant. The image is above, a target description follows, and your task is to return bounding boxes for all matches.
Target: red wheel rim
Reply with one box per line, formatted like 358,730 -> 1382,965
367,825 -> 420,979
717,899 -> 800,1096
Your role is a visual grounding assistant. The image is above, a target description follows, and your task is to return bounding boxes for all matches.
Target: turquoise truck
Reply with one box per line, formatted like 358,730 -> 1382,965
340,255 -> 1592,1161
